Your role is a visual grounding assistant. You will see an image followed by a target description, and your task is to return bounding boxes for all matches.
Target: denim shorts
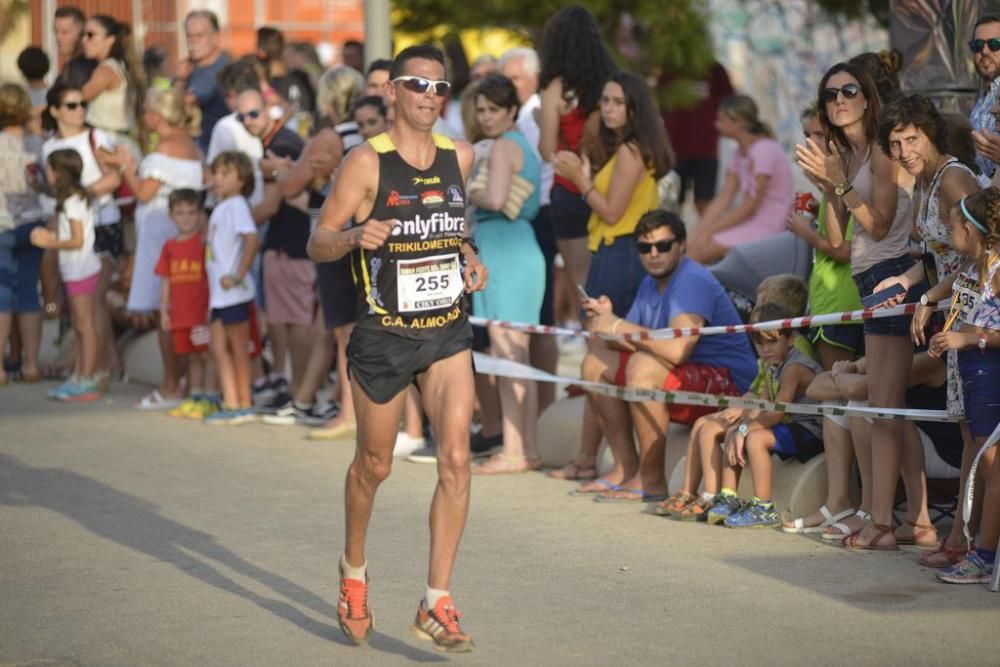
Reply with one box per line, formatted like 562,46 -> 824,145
0,222 -> 44,313
584,235 -> 647,318
211,299 -> 253,325
958,348 -> 1000,438
550,183 -> 591,241
852,254 -> 927,337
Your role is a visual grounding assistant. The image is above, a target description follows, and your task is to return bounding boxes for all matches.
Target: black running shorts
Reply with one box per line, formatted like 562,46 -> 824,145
347,321 -> 473,404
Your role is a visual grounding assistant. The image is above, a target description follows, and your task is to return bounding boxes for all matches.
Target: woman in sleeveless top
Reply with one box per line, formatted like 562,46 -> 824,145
797,62 -> 929,552
467,75 -> 545,474
262,65 -> 367,438
550,72 -> 674,488
875,97 -> 981,425
101,88 -> 202,408
689,95 -> 794,264
538,5 -> 615,310
80,15 -> 144,141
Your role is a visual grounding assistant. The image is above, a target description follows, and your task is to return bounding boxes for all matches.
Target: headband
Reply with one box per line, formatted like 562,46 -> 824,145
960,196 -> 990,235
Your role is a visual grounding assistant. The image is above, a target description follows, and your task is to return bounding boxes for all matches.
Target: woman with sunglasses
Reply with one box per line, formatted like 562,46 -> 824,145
79,15 -> 145,144
41,82 -> 123,388
99,88 -> 203,410
465,74 -> 545,474
687,94 -> 794,265
796,62 -> 918,551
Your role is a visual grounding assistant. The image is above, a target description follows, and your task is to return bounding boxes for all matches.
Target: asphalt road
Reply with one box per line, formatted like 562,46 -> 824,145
2,381 -> 998,667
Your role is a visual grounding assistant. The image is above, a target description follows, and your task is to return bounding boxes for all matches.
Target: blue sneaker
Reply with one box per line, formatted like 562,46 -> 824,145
205,407 -> 255,426
706,493 -> 742,526
56,377 -> 100,403
937,550 -> 994,584
48,376 -> 79,400
724,500 -> 779,529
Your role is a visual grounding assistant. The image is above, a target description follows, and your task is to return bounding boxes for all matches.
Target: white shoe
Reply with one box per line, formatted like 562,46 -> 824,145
394,432 -> 426,457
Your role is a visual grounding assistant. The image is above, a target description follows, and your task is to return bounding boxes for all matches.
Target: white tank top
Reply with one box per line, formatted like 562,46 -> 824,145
86,59 -> 132,134
850,150 -> 914,275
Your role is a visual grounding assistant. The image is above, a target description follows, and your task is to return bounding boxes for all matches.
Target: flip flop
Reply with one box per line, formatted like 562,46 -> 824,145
593,489 -> 669,504
134,389 -> 183,411
568,478 -> 618,497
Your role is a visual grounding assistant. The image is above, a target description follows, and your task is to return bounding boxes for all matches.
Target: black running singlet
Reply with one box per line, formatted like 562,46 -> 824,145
351,132 -> 469,340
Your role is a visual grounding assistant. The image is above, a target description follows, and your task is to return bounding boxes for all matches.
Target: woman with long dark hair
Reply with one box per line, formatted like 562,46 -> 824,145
552,70 -> 674,490
538,5 -> 616,309
796,62 -> 917,551
79,15 -> 145,140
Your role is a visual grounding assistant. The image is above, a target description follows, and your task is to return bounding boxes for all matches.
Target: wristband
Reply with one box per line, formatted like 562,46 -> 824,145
581,185 -> 595,201
461,237 -> 480,255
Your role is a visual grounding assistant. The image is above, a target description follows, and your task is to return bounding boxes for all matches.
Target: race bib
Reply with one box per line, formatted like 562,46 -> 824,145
396,253 -> 463,313
951,273 -> 981,328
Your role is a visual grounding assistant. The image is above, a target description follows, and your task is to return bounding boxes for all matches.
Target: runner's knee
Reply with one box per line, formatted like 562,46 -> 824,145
354,451 -> 393,485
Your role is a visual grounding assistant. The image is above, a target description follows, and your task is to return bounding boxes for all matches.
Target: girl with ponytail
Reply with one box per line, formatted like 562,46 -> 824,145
687,94 -> 794,264
916,187 -> 1000,581
79,14 -> 146,139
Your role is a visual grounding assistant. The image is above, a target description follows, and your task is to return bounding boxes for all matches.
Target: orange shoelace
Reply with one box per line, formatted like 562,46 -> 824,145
433,604 -> 463,635
341,580 -> 368,619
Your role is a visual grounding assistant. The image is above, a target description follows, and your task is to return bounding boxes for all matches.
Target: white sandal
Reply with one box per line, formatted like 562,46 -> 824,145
134,389 -> 183,411
782,505 -> 855,534
822,509 -> 871,541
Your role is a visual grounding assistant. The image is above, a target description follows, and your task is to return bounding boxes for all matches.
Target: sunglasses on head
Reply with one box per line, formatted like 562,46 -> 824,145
236,109 -> 262,123
637,238 -> 678,255
820,83 -> 861,104
970,38 -> 1000,54
392,76 -> 452,97
60,100 -> 88,110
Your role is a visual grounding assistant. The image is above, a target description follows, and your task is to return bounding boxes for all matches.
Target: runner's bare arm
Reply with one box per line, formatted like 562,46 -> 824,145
453,139 -> 487,292
307,145 -> 387,262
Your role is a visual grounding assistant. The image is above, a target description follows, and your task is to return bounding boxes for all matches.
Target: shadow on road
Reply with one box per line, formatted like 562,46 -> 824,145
0,453 -> 444,663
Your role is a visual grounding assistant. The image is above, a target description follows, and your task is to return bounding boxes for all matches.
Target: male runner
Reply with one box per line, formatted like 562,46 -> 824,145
307,44 -> 485,652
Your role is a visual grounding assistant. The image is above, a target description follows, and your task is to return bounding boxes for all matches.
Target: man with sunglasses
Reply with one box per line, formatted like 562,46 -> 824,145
969,13 -> 1000,176
307,44 -> 484,653
578,209 -> 756,503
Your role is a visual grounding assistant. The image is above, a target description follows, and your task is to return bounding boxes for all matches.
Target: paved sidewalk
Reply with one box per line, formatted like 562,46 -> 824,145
1,381 -> 998,667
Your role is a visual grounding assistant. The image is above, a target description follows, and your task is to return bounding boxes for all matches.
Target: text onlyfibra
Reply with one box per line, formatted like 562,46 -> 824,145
391,212 -> 465,240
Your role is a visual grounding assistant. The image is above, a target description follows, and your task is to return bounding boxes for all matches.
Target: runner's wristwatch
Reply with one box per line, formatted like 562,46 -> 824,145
920,294 -> 938,307
461,238 -> 479,254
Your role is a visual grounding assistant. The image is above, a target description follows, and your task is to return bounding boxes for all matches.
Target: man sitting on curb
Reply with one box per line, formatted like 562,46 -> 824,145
576,209 -> 757,502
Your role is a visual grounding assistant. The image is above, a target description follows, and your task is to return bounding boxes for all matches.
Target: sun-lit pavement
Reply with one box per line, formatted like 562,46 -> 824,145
2,380 -> 998,667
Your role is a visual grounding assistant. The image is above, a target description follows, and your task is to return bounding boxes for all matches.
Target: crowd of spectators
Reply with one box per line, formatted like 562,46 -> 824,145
2,4 -> 1000,587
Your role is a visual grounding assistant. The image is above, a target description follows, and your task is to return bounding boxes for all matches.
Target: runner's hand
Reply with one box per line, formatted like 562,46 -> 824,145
353,219 -> 396,250
463,250 -> 488,293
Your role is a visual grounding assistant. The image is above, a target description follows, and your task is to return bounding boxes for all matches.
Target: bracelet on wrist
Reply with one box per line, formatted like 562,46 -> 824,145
581,185 -> 595,201
461,237 -> 480,255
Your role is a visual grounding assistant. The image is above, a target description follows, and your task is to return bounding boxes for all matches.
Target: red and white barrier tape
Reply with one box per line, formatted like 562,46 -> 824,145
472,353 -> 957,423
470,302 -> 949,342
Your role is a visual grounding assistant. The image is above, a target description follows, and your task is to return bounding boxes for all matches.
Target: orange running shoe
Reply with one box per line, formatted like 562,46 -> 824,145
411,596 -> 474,653
337,566 -> 373,644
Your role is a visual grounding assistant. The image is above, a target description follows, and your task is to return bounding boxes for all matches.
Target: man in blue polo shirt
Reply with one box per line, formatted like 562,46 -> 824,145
577,209 -> 756,502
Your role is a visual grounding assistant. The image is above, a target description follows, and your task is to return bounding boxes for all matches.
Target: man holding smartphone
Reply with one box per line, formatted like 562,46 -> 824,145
969,13 -> 1000,177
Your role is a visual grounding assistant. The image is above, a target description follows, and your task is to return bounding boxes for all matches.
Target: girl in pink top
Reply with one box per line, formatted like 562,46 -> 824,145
689,95 -> 794,264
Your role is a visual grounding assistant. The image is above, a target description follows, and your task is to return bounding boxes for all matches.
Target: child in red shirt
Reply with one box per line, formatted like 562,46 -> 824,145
155,189 -> 214,418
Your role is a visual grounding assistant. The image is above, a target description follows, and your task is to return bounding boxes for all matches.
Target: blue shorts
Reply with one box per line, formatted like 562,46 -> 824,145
211,300 -> 252,325
807,323 -> 865,356
584,235 -> 647,318
852,254 -> 927,337
550,183 -> 591,241
772,423 -> 824,463
958,348 -> 1000,438
0,222 -> 44,314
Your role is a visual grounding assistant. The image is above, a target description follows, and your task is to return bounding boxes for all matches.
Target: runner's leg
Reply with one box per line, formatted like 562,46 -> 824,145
417,350 -> 475,590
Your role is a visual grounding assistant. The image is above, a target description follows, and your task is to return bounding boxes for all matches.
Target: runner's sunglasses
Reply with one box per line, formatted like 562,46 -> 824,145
392,76 -> 452,97
637,239 -> 678,254
970,38 -> 1000,53
820,83 -> 861,103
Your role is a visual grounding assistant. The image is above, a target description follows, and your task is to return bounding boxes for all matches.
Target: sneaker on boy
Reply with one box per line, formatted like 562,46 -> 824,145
56,377 -> 100,403
255,391 -> 293,416
936,549 -> 995,584
168,397 -> 202,418
706,491 -> 742,526
262,401 -> 315,426
412,595 -> 474,653
48,375 -> 79,400
724,498 -> 779,529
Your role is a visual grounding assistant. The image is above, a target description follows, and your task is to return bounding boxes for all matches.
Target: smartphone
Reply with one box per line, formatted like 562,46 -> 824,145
576,284 -> 591,302
861,283 -> 906,309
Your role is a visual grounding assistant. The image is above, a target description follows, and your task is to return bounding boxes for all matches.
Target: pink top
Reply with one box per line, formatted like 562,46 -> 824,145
713,137 -> 794,248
